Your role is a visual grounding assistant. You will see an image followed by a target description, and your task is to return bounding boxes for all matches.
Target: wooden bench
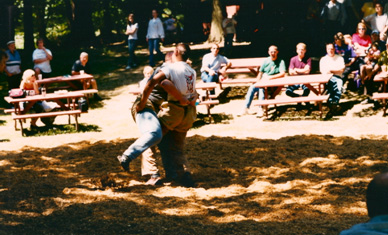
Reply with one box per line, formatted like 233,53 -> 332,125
197,99 -> 219,120
253,95 -> 330,119
372,92 -> 388,116
12,109 -> 82,135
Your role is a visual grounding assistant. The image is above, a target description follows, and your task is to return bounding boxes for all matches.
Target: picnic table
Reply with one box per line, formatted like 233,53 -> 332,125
253,74 -> 332,118
373,71 -> 388,115
4,91 -> 85,135
219,57 -> 266,89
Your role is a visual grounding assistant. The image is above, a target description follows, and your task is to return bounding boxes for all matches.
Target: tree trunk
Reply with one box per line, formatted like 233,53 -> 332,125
23,0 -> 34,56
208,0 -> 224,43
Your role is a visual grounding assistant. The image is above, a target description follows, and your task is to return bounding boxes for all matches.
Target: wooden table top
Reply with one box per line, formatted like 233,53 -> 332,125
36,74 -> 93,84
4,91 -> 85,103
255,74 -> 332,88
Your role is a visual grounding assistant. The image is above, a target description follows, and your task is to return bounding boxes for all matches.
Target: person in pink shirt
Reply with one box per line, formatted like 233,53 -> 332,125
352,22 -> 372,56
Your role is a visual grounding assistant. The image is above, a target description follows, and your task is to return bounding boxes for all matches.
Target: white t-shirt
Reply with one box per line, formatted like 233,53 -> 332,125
319,54 -> 345,76
32,48 -> 52,73
364,13 -> 388,33
161,61 -> 196,101
127,23 -> 138,40
201,53 -> 229,73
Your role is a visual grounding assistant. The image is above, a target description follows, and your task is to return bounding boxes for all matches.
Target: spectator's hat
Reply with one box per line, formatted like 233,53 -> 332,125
372,30 -> 380,35
6,40 -> 15,46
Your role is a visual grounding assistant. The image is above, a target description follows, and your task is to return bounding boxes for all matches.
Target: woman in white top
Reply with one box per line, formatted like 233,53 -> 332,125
32,38 -> 52,78
146,9 -> 164,67
125,13 -> 138,69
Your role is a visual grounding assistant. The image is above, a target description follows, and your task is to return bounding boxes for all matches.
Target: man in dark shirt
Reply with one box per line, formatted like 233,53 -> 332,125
71,52 -> 101,100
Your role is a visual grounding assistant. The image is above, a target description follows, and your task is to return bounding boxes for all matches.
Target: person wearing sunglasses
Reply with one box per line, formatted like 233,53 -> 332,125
353,22 -> 372,57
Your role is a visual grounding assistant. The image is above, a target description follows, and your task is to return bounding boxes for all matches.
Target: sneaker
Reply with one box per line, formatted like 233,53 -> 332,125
256,108 -> 264,117
237,108 -> 249,116
117,155 -> 130,172
125,66 -> 132,70
145,175 -> 162,185
180,172 -> 195,188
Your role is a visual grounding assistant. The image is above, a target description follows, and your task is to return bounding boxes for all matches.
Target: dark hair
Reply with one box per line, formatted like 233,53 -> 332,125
127,13 -> 134,26
374,1 -> 382,8
36,38 -> 44,47
176,43 -> 191,61
367,172 -> 388,218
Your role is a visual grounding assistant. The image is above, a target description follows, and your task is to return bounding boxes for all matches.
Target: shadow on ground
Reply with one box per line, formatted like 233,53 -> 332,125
1,135 -> 387,234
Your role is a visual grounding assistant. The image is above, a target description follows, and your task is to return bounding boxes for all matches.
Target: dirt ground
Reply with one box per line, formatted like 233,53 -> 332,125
2,45 -> 388,234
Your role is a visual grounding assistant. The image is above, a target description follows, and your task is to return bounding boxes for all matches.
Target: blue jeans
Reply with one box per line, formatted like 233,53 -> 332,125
244,84 -> 264,108
201,71 -> 218,95
123,108 -> 163,160
327,75 -> 343,104
128,39 -> 137,67
148,38 -> 163,66
286,84 -> 310,97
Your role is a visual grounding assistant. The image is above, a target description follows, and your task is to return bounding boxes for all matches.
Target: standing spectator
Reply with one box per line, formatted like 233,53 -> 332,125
362,0 -> 377,18
238,45 -> 286,117
200,43 -> 231,95
5,40 -> 22,90
320,43 -> 345,118
340,172 -> 388,234
146,9 -> 164,67
71,52 -> 102,100
306,0 -> 325,55
285,43 -> 312,100
32,38 -> 52,78
321,0 -> 347,43
222,14 -> 237,56
164,15 -> 178,44
363,1 -> 388,40
125,13 -> 138,70
353,22 -> 372,56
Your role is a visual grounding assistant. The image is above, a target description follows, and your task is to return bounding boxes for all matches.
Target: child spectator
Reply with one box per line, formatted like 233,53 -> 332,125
139,66 -> 154,91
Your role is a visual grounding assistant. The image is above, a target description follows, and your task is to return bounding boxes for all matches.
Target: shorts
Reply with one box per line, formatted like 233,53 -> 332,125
158,102 -> 197,132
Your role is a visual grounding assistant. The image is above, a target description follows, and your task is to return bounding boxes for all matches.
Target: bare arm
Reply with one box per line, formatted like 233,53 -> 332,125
160,79 -> 190,105
289,65 -> 311,75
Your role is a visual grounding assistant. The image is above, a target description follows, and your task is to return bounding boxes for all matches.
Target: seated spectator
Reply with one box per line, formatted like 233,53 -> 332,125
286,43 -> 312,102
200,43 -> 231,94
340,172 -> 388,234
19,69 -> 41,128
71,52 -> 101,100
238,45 -> 286,117
5,40 -> 22,90
32,38 -> 52,78
353,22 -> 372,56
371,29 -> 387,51
363,1 -> 388,41
320,43 -> 345,118
139,66 -> 154,91
360,41 -> 380,98
334,33 -> 358,88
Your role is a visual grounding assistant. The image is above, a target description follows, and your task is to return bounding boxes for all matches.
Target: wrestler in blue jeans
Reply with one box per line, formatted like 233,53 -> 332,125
148,38 -> 163,67
120,108 -> 162,164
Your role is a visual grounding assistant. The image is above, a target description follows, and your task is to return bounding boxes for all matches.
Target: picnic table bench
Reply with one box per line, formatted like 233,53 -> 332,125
4,91 -> 86,136
253,74 -> 332,118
